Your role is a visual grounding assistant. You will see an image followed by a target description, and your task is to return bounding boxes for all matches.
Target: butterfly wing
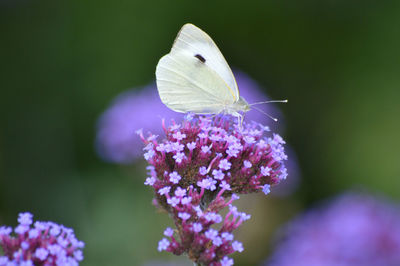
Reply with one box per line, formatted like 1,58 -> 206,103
156,23 -> 239,114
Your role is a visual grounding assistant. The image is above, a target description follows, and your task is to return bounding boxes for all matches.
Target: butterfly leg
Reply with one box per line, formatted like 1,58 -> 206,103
232,112 -> 243,130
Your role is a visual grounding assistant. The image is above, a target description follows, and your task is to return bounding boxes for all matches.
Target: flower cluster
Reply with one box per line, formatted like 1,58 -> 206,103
0,212 -> 84,266
266,193 -> 400,266
140,115 -> 287,265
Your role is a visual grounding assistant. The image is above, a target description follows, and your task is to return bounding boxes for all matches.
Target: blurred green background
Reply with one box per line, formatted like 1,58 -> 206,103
1,1 -> 399,265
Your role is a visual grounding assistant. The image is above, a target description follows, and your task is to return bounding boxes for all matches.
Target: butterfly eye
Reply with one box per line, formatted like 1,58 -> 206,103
194,54 -> 206,63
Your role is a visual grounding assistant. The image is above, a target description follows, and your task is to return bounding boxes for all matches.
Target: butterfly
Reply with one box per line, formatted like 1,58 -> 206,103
156,23 -> 285,124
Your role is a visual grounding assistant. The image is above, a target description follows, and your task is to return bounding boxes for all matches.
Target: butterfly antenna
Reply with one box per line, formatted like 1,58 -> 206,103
249,99 -> 288,106
251,105 -> 278,122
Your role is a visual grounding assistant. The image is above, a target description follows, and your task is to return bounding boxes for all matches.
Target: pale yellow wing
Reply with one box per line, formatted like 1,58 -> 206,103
155,23 -> 239,114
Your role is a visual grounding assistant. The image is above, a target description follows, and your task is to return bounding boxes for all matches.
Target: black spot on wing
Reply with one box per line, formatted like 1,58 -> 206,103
194,54 -> 206,63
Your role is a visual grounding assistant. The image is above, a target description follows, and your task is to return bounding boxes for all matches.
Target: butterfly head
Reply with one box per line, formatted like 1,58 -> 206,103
232,96 -> 250,113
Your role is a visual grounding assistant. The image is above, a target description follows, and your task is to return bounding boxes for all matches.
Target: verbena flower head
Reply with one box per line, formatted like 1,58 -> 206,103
140,115 -> 287,265
96,84 -> 183,163
0,212 -> 84,266
266,193 -> 400,266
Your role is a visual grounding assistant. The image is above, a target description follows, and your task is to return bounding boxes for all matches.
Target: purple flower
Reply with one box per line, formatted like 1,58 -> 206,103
219,159 -> 231,171
163,227 -> 174,237
95,84 -> 183,163
262,184 -> 271,195
221,232 -> 234,241
213,236 -> 223,246
260,166 -> 271,176
199,166 -> 208,175
0,257 -> 8,264
219,181 -> 231,191
167,197 -> 180,207
0,227 -> 12,236
221,256 -> 234,266
34,248 -> 48,260
201,145 -> 212,154
232,241 -> 244,252
169,171 -> 182,184
243,160 -> 252,168
266,192 -> 400,266
173,131 -> 186,141
144,176 -> 156,186
173,152 -> 186,164
0,212 -> 84,265
181,196 -> 192,205
205,228 -> 219,240
174,187 -> 186,197
192,223 -> 203,233
197,177 -> 217,191
178,212 -> 191,221
144,149 -> 155,160
187,142 -> 196,150
158,186 -> 171,195
14,225 -> 29,234
140,114 -> 288,265
212,169 -> 225,180
157,238 -> 170,252
204,212 -> 222,223
17,212 -> 33,226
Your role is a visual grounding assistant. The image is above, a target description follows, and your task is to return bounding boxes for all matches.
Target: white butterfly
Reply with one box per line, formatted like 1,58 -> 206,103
156,23 -> 285,124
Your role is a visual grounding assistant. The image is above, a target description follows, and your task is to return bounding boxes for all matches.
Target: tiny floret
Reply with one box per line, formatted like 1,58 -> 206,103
164,227 -> 174,237
157,238 -> 170,252
219,159 -> 232,171
205,228 -> 219,240
174,186 -> 186,197
232,241 -> 244,252
34,248 -> 49,260
243,160 -> 252,168
178,212 -> 191,221
221,232 -> 234,241
262,184 -> 271,195
199,166 -> 208,175
192,223 -> 203,233
221,256 -> 234,266
169,171 -> 182,184
18,212 -> 33,226
260,166 -> 272,176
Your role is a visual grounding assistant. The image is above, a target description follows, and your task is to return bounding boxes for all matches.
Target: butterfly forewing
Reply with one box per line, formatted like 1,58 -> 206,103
157,50 -> 231,114
156,23 -> 239,114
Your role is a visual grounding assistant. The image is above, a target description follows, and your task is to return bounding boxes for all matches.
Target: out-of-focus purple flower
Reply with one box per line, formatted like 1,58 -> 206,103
266,192 -> 400,266
96,84 -> 183,163
0,212 -> 84,265
140,115 -> 288,265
